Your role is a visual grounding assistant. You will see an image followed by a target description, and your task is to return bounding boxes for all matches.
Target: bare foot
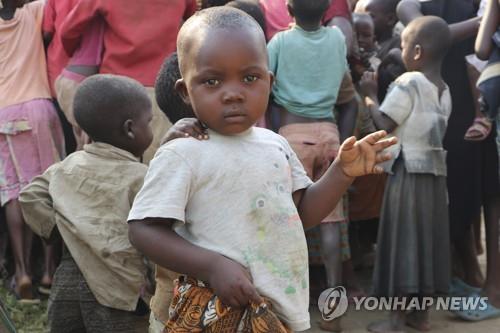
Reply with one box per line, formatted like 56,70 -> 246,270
15,275 -> 33,300
406,311 -> 431,331
40,273 -> 53,287
319,317 -> 342,332
367,320 -> 406,333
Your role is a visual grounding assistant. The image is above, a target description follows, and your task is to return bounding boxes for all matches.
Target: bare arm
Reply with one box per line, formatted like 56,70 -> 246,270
449,17 -> 481,43
294,131 -> 397,229
18,169 -> 57,241
327,16 -> 354,56
336,97 -> 358,143
397,0 -> 480,43
359,72 -> 398,132
293,160 -> 354,230
128,219 -> 262,307
475,0 -> 499,60
129,219 -> 218,281
364,95 -> 398,132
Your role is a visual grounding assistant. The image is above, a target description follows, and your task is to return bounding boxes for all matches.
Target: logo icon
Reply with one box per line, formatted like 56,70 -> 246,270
318,286 -> 349,321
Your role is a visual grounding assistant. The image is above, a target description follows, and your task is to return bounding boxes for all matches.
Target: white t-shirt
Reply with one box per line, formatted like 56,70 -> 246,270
380,71 -> 452,176
128,127 -> 313,331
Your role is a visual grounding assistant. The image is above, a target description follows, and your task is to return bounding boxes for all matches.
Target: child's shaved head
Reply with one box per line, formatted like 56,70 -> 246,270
353,12 -> 374,27
174,6 -> 272,135
287,0 -> 330,24
225,0 -> 266,35
361,0 -> 400,13
404,16 -> 451,60
74,74 -> 151,142
176,6 -> 267,76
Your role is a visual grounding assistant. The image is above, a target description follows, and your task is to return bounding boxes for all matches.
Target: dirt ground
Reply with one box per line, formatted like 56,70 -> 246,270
307,250 -> 500,333
0,237 -> 499,332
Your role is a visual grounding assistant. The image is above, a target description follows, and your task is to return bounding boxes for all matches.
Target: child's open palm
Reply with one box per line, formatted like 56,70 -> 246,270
338,131 -> 397,177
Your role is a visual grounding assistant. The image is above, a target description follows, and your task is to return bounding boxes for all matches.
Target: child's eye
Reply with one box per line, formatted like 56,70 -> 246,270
243,75 -> 258,83
204,79 -> 220,86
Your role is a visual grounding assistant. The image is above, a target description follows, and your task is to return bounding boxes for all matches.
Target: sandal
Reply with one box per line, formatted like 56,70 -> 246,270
464,117 -> 492,141
452,295 -> 500,321
449,277 -> 481,297
38,283 -> 51,296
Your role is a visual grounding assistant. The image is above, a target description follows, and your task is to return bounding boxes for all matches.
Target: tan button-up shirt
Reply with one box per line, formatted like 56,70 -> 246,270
19,142 -> 148,311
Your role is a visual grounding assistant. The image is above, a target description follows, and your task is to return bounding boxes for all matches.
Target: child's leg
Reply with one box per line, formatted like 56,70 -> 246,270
5,199 -> 33,299
464,57 -> 491,141
41,240 -> 59,290
320,223 -> 342,287
453,227 -> 484,288
473,214 -> 484,255
0,207 -> 9,278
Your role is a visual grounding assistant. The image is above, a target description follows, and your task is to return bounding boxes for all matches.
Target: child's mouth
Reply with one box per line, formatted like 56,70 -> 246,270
224,110 -> 246,121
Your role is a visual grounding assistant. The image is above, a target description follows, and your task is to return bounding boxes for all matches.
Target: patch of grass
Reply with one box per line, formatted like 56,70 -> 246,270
0,280 -> 48,333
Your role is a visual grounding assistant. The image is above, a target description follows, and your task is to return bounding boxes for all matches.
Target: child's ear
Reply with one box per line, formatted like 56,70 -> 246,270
268,71 -> 275,89
175,79 -> 191,106
286,3 -> 294,18
414,44 -> 422,60
123,119 -> 135,139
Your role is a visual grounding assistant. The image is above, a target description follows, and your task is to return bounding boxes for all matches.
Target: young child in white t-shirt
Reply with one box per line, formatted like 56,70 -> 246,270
128,7 -> 396,332
360,16 -> 452,332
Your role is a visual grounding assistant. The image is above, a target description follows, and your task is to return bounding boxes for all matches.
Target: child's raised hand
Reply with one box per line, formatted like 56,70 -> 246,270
160,118 -> 208,145
208,255 -> 263,308
359,71 -> 378,97
338,131 -> 397,177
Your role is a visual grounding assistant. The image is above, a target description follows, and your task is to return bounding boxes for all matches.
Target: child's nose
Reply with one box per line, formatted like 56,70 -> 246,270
222,86 -> 244,103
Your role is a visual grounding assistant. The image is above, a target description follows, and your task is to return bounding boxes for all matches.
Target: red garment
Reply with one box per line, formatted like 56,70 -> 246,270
259,0 -> 351,40
42,0 -> 78,97
60,0 -> 197,87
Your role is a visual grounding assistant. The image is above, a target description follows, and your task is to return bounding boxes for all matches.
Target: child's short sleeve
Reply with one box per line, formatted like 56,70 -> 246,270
289,149 -> 313,192
128,148 -> 192,223
379,82 -> 413,125
278,137 -> 313,192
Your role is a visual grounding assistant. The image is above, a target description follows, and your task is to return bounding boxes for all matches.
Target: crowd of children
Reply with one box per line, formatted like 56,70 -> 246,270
0,0 -> 499,332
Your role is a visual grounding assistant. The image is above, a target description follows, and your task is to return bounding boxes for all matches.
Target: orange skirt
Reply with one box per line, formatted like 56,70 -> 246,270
165,277 -> 291,333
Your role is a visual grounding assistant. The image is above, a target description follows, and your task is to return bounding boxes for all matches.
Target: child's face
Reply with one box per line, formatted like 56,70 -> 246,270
401,28 -> 419,71
362,0 -> 395,40
177,28 -> 272,135
355,20 -> 376,52
129,107 -> 154,157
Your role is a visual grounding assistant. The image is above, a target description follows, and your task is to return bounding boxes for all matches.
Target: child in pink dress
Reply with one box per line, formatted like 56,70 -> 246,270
0,0 -> 65,301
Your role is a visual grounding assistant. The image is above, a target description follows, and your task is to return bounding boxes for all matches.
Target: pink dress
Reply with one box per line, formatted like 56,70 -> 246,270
0,1 -> 65,205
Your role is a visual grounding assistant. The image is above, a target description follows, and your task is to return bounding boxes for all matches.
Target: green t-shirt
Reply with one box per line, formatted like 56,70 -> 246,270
268,25 -> 348,119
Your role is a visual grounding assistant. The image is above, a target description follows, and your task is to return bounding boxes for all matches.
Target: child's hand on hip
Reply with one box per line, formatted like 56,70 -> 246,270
208,255 -> 263,308
161,118 -> 209,145
338,130 -> 397,177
